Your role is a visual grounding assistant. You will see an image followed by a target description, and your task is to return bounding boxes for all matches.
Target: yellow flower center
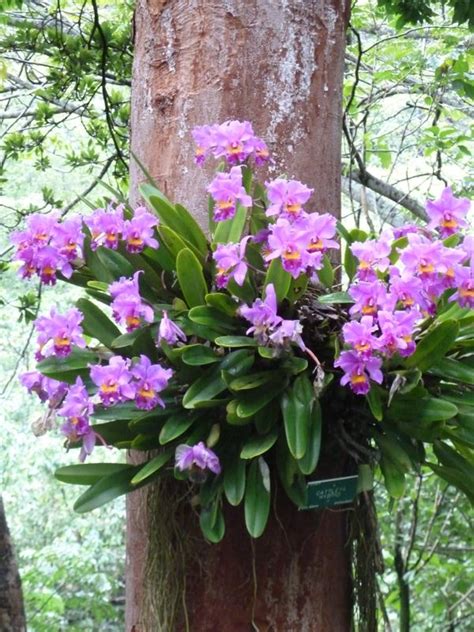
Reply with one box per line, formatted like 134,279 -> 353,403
354,342 -> 370,353
441,217 -> 457,229
217,200 -> 234,211
285,202 -> 301,214
128,236 -> 144,247
283,248 -> 301,261
419,262 -> 434,274
101,383 -> 118,394
351,374 -> 367,385
359,260 -> 371,270
53,336 -> 71,348
308,238 -> 324,252
227,143 -> 244,156
42,265 -> 55,276
362,304 -> 377,316
138,387 -> 155,399
126,315 -> 141,329
460,287 -> 474,298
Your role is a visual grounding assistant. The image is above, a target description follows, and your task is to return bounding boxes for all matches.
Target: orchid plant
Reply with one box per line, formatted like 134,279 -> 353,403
14,120 -> 474,541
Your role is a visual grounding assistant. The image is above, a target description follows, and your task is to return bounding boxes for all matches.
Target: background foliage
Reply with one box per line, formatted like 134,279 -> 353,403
0,0 -> 472,630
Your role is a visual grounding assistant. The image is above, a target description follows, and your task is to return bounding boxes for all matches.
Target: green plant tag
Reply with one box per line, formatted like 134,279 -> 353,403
302,475 -> 359,509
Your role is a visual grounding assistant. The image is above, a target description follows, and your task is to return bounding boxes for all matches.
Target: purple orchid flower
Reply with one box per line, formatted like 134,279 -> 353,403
252,137 -> 270,166
36,245 -> 73,284
377,309 -> 421,358
334,350 -> 383,395
34,307 -> 86,358
400,234 -> 446,279
387,269 -> 427,311
269,319 -> 306,351
109,271 -> 154,332
351,230 -> 392,280
213,120 -> 256,165
89,356 -> 135,407
157,311 -> 187,346
131,355 -> 173,410
192,124 -> 219,165
84,204 -> 124,250
20,370 -> 67,406
342,316 -> 380,356
349,281 -> 388,317
298,212 -> 339,256
207,166 -> 252,221
51,216 -> 85,261
265,178 -> 313,219
266,219 -> 309,278
57,377 -> 96,461
122,206 -> 159,253
451,265 -> 474,308
239,283 -> 282,341
426,187 -> 470,237
213,237 -> 250,288
175,442 -> 221,475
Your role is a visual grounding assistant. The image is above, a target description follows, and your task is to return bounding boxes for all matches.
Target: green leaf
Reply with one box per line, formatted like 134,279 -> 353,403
223,457 -> 246,506
405,320 -> 459,371
95,247 -> 134,279
199,504 -> 225,543
229,371 -> 282,391
176,248 -> 207,308
236,379 -> 285,418
287,273 -> 308,303
387,396 -> 458,423
429,357 -> 474,385
215,336 -> 258,348
205,293 -> 239,316
433,441 -> 474,485
77,298 -> 122,348
174,203 -> 208,255
181,344 -> 220,365
296,400 -> 322,475
367,384 -> 384,421
317,255 -> 334,288
131,450 -> 173,485
159,413 -> 196,444
380,456 -> 406,499
318,292 -> 354,305
55,463 -> 131,486
264,258 -> 291,302
276,439 -> 307,506
157,225 -> 189,260
73,466 -> 140,513
37,348 -> 99,382
281,375 -> 314,459
188,306 -> 237,331
427,463 -> 474,504
213,203 -> 247,244
374,432 -> 413,473
139,182 -> 208,256
240,428 -> 279,459
182,365 -> 226,409
245,458 -> 271,538
344,245 -> 358,280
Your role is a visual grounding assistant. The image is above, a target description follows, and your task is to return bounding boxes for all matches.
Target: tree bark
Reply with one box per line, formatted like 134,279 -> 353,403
0,496 -> 26,632
128,1 -> 352,630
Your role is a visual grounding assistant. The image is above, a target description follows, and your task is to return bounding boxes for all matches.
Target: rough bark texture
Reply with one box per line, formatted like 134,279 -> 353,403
128,1 -> 351,630
0,496 -> 26,632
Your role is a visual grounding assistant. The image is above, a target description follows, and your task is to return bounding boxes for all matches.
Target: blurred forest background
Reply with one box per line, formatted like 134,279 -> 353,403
0,0 -> 472,630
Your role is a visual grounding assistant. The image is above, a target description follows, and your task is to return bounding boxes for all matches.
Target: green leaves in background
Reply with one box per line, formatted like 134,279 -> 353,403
176,248 -> 208,308
245,458 -> 271,538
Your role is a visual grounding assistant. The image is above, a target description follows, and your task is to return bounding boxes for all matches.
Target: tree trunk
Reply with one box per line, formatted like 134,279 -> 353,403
0,496 -> 26,632
128,1 -> 351,630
